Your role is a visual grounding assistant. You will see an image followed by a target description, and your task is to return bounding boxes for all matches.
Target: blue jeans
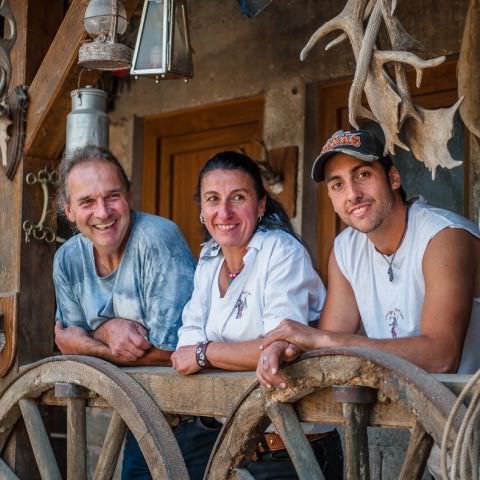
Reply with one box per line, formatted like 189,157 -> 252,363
243,430 -> 343,480
121,417 -> 222,480
122,420 -> 343,480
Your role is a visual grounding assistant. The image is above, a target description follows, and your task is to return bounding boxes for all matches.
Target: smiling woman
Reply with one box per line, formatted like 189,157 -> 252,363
166,152 -> 343,480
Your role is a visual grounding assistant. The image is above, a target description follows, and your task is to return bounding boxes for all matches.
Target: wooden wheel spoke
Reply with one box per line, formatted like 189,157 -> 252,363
93,410 -> 127,480
66,398 -> 87,480
18,398 -> 62,480
333,386 -> 376,480
398,420 -> 433,480
0,457 -> 20,480
266,402 -> 325,480
232,467 -> 256,479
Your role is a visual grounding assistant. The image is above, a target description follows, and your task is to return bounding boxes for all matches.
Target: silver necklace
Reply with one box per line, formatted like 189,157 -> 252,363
380,252 -> 396,282
378,208 -> 409,282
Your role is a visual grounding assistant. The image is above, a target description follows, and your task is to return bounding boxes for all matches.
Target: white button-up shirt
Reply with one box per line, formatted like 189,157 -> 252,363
177,229 -> 325,347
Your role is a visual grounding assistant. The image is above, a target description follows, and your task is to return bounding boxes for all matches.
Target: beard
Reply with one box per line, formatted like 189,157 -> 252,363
339,189 -> 396,234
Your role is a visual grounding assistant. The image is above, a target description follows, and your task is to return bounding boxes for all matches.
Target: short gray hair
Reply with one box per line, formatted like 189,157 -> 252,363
57,146 -> 130,212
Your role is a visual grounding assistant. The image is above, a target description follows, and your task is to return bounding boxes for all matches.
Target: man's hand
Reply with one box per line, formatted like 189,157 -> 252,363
55,321 -> 91,354
257,340 -> 301,388
93,318 -> 151,362
171,345 -> 202,375
260,319 -> 321,351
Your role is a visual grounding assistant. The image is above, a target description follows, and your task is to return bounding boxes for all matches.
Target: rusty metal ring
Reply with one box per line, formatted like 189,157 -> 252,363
22,220 -> 33,232
25,172 -> 37,185
44,228 -> 56,243
32,227 -> 46,241
37,168 -> 49,183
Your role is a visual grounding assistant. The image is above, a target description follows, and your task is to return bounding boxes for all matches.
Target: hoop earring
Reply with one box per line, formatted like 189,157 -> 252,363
257,215 -> 263,224
199,213 -> 205,224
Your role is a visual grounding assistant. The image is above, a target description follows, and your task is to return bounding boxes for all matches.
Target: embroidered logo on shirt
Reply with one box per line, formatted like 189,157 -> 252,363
385,308 -> 404,338
234,291 -> 250,320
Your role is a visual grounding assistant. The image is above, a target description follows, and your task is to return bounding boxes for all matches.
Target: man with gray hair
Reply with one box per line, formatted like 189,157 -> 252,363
53,146 -> 195,478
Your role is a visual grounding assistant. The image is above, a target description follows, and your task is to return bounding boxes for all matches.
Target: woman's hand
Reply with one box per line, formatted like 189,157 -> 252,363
171,345 -> 202,375
256,340 -> 302,388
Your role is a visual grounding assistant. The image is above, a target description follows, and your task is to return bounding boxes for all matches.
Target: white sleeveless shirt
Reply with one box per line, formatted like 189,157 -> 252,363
334,199 -> 480,374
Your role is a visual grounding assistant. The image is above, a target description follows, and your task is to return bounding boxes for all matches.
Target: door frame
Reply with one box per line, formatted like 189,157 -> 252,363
139,96 -> 265,214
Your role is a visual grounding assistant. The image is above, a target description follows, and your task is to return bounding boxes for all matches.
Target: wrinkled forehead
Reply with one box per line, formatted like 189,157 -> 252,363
67,160 -> 126,198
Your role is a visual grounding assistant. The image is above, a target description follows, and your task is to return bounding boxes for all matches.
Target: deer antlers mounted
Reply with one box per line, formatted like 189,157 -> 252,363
302,0 -> 462,179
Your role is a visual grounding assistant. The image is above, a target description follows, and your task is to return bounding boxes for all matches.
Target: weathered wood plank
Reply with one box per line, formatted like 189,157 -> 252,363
398,421 -> 434,480
66,398 -> 87,480
266,402 -> 325,480
17,156 -> 58,366
433,374 -> 471,397
0,457 -> 20,480
18,399 -> 62,480
126,368 -> 258,417
93,411 -> 126,480
33,368 -> 469,431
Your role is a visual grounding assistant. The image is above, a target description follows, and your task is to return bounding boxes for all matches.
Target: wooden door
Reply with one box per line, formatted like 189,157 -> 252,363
316,60 -> 466,281
143,97 -> 264,257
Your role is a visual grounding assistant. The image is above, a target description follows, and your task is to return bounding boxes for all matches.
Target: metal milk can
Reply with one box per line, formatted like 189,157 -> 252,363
65,86 -> 109,160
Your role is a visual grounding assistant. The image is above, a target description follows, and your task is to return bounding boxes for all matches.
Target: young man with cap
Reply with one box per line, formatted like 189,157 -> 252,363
257,129 -> 480,478
258,128 -> 480,381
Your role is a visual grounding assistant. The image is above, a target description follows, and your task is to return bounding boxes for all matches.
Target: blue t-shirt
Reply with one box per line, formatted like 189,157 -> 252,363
53,211 -> 195,350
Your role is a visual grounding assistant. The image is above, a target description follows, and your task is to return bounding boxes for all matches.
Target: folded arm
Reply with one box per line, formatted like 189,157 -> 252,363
55,319 -> 172,366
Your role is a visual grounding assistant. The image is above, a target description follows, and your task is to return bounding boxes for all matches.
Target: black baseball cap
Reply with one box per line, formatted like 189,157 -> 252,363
312,129 -> 392,182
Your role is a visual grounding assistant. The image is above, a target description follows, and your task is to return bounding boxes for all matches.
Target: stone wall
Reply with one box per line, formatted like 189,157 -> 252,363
110,0 -> 475,231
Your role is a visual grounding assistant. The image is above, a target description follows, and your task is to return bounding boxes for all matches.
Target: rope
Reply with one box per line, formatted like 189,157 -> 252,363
441,370 -> 480,479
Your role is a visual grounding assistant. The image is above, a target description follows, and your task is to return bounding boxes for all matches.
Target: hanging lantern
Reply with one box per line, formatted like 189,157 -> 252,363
78,0 -> 133,71
131,0 -> 193,82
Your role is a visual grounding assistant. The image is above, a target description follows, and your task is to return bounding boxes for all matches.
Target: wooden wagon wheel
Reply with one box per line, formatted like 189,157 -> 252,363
205,347 -> 464,480
0,355 -> 188,480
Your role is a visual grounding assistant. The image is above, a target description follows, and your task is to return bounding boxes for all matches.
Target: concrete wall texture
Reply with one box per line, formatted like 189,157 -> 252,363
110,0 -> 475,229
106,1 -> 474,477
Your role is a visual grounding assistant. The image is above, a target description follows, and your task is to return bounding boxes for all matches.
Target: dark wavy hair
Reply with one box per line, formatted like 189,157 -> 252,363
195,151 -> 302,244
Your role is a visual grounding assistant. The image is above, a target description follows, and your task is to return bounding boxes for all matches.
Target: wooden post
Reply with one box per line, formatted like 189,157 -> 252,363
333,385 -> 377,480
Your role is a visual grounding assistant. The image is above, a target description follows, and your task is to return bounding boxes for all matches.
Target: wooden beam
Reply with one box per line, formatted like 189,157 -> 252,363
24,0 -> 95,159
24,0 -> 141,160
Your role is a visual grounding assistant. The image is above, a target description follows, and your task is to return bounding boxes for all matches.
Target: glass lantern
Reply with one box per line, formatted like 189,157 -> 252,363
78,0 -> 132,71
131,0 -> 193,81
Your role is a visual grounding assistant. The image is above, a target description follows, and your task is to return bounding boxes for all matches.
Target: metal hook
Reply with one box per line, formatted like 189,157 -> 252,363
22,167 -> 61,245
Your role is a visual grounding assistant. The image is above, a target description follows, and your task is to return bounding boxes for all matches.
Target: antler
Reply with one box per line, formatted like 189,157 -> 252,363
301,0 -> 462,178
404,98 -> 464,180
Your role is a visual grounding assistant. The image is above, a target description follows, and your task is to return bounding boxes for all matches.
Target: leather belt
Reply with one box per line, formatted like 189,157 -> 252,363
251,431 -> 333,460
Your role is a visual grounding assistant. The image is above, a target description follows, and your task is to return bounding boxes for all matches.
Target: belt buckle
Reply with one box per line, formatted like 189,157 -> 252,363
165,413 -> 180,428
